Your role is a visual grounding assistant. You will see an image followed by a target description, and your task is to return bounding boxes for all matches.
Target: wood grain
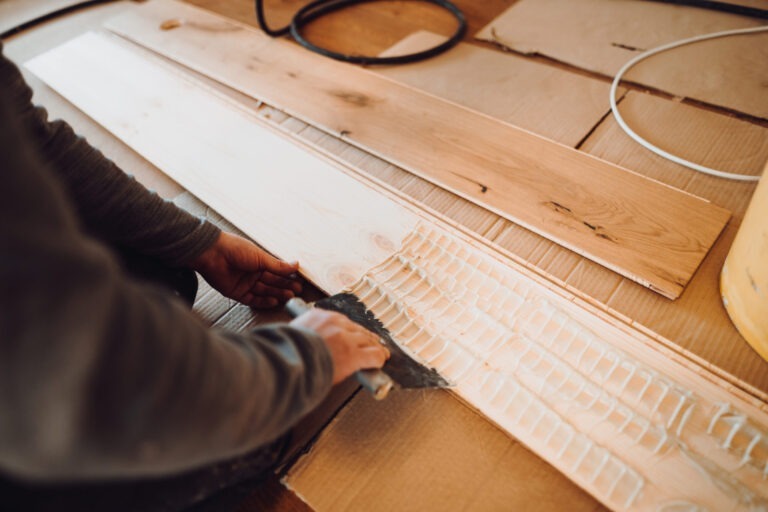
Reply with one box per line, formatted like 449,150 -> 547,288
25,31 -> 419,295
104,0 -> 731,299
476,0 -> 768,119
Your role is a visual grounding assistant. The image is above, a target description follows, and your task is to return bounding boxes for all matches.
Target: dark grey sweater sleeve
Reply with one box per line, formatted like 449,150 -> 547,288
1,44 -> 220,266
0,53 -> 334,480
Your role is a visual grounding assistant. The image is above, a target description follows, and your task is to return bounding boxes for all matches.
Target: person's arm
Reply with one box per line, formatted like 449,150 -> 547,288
0,76 -> 388,482
1,43 -> 219,267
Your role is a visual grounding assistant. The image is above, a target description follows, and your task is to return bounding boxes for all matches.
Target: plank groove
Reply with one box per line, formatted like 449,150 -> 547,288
103,0 -> 732,300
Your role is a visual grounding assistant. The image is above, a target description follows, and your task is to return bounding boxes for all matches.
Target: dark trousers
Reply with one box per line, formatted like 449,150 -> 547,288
0,248 -> 289,512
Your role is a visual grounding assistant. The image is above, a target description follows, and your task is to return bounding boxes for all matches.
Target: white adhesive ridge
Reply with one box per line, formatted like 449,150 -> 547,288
348,223 -> 768,511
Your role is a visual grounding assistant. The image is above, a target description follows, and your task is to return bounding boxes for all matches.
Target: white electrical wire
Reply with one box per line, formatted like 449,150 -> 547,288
610,25 -> 768,182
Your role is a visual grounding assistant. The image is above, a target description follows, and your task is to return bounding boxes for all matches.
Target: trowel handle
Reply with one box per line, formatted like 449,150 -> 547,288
285,297 -> 393,400
285,297 -> 314,317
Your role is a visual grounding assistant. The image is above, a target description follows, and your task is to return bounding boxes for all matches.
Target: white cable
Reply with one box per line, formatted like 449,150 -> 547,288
610,25 -> 768,182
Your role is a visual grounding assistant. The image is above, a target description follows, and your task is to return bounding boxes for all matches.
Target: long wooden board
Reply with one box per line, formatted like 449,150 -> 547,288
476,0 -> 768,119
25,31 -> 419,294
28,31 -> 768,511
102,0 -> 732,300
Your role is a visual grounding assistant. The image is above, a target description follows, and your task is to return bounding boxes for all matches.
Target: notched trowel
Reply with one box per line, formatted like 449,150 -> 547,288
286,294 -> 450,400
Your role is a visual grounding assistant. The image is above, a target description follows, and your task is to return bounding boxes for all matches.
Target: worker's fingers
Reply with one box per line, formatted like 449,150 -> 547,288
260,271 -> 302,294
354,345 -> 390,370
260,254 -> 300,277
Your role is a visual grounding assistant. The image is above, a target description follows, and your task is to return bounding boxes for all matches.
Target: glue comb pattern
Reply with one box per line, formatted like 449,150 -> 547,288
349,223 -> 768,511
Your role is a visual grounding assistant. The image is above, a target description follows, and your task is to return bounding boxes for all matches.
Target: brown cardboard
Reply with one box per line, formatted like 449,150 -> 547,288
285,390 -> 606,511
476,0 -> 768,119
377,31 -> 625,147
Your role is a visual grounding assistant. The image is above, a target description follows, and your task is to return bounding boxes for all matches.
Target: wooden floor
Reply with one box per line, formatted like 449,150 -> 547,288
4,0 -> 766,510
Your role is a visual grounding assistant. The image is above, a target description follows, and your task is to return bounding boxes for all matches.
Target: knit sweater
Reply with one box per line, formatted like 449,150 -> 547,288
0,44 -> 333,482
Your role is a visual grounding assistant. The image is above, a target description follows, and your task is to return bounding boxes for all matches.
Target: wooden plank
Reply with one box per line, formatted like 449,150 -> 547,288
25,31 -> 420,295
476,0 -> 768,119
29,32 -> 768,511
103,0 -> 732,300
377,30 -> 625,147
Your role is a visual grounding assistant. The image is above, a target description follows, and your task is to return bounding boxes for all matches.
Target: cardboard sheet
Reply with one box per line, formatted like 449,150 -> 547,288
286,390 -> 605,511
378,30 -> 624,147
476,0 -> 768,118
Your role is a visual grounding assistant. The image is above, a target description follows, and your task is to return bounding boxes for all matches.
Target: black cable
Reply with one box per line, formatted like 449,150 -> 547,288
643,0 -> 768,19
0,0 -> 120,40
254,0 -> 466,65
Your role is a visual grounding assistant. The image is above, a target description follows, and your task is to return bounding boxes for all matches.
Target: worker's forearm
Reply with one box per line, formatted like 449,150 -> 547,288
0,267 -> 333,481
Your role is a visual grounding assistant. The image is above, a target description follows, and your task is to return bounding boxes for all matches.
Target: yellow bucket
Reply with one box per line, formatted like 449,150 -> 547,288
721,167 -> 768,361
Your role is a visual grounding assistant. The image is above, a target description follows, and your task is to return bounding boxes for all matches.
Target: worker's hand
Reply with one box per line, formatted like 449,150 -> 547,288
290,309 -> 390,384
190,232 -> 301,308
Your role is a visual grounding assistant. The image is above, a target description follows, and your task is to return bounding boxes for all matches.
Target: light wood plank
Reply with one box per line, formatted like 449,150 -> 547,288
377,30 -> 624,147
476,0 -> 768,119
25,31 -> 419,294
103,0 -> 732,300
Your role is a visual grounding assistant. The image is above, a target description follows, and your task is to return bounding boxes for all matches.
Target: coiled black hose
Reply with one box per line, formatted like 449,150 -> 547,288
254,0 -> 467,65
